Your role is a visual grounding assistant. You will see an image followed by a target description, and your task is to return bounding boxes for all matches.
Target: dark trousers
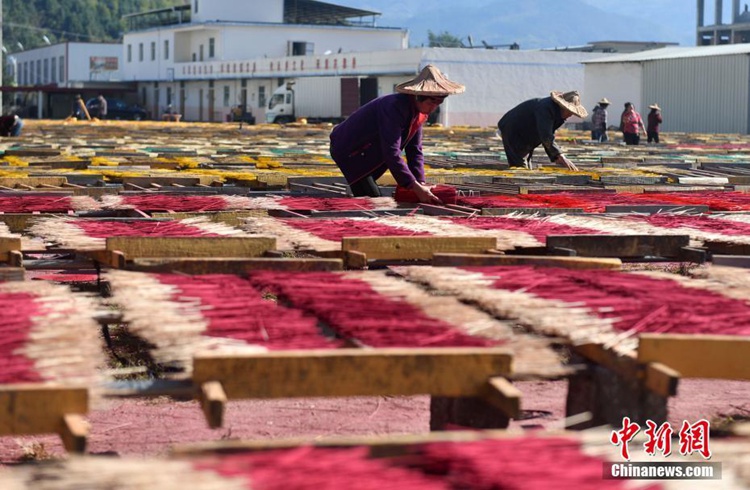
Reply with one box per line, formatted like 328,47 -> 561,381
349,176 -> 381,197
647,131 -> 659,143
623,132 -> 640,145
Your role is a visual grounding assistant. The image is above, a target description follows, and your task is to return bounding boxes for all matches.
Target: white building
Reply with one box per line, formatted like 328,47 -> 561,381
10,42 -> 123,87
122,0 -> 607,126
583,44 -> 750,134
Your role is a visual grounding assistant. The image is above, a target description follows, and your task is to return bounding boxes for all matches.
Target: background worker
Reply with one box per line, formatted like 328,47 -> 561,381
497,91 -> 588,171
621,102 -> 646,145
590,97 -> 610,142
329,64 -> 464,204
0,114 -> 23,136
94,94 -> 108,120
647,103 -> 663,143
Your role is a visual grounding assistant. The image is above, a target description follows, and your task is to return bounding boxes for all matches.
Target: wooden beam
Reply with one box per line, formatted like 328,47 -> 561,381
193,348 -> 513,399
432,253 -> 622,270
128,257 -> 343,273
482,377 -> 521,419
60,414 -> 88,453
643,362 -> 680,397
105,236 -> 276,259
0,385 -> 88,436
341,236 -> 497,260
0,237 -> 22,263
638,334 -> 750,380
199,381 -> 227,429
546,235 -> 690,258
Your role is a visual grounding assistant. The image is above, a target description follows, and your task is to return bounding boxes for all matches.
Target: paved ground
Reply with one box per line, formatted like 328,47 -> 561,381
1,378 -> 746,463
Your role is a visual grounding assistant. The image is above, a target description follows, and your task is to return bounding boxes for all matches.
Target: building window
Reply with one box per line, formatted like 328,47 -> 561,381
192,53 -> 196,62
59,56 -> 64,81
199,45 -> 204,61
209,38 -> 215,58
127,45 -> 132,62
194,0 -> 198,13
23,62 -> 28,85
151,42 -> 156,61
289,41 -> 314,56
51,57 -> 57,83
43,59 -> 49,83
139,43 -> 144,62
258,86 -> 266,108
36,60 -> 41,84
164,40 -> 169,60
166,87 -> 172,105
223,86 -> 230,106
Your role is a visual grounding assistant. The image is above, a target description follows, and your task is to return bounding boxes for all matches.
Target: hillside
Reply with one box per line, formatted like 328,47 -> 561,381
361,0 -> 696,48
2,0 -> 177,52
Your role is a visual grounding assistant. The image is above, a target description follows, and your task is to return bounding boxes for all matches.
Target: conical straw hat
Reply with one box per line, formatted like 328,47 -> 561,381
551,90 -> 588,118
395,65 -> 465,96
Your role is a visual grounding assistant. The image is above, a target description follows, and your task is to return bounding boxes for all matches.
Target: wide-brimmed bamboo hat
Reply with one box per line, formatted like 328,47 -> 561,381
395,65 -> 465,97
649,103 -> 661,110
551,90 -> 588,118
598,97 -> 611,105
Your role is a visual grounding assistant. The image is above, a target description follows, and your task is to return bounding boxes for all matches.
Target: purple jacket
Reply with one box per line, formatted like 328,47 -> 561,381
329,93 -> 424,187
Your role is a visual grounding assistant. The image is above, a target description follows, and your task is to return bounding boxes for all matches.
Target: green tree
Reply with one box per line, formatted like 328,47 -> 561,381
427,30 -> 465,48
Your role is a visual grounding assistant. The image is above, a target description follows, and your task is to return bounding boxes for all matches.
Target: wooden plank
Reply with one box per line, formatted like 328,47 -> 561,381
122,176 -> 217,187
0,385 -> 88,435
199,381 -> 227,429
60,414 -> 88,453
644,362 -> 680,397
546,235 -> 690,258
705,241 -> 750,256
128,257 -> 343,273
712,255 -> 750,268
0,237 -> 22,263
573,343 -> 641,381
341,236 -> 497,260
638,334 -> 750,380
482,377 -> 521,418
105,236 -> 276,259
482,207 -> 585,216
433,253 -> 622,270
192,348 -> 513,399
604,205 -> 709,214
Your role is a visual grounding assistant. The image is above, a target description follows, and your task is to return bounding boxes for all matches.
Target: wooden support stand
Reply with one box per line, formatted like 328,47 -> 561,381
565,343 -> 676,429
0,385 -> 89,453
341,236 -> 497,261
638,334 -> 750,380
432,253 -> 622,270
193,348 -> 514,430
85,236 -> 277,268
546,235 -> 690,259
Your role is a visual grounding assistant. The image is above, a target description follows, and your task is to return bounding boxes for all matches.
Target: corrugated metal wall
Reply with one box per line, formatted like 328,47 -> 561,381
642,54 -> 750,134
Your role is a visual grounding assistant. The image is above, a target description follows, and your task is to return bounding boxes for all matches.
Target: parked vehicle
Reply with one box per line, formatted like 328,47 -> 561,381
265,78 -> 343,124
85,98 -> 149,120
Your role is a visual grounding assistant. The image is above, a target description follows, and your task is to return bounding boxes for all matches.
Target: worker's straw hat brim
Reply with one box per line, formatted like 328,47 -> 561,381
396,65 -> 465,96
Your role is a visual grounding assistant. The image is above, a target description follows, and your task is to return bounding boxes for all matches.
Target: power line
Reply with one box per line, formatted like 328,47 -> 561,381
2,21 -> 100,41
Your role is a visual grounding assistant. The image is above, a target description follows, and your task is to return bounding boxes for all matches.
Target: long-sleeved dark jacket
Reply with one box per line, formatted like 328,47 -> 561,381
497,96 -> 565,161
329,93 -> 424,187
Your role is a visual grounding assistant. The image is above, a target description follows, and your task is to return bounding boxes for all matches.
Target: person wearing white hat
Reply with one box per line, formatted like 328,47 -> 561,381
329,64 -> 465,203
591,97 -> 610,143
497,91 -> 588,171
647,104 -> 663,144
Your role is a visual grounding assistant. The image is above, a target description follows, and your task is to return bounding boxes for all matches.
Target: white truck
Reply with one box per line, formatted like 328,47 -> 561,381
265,77 -> 343,124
